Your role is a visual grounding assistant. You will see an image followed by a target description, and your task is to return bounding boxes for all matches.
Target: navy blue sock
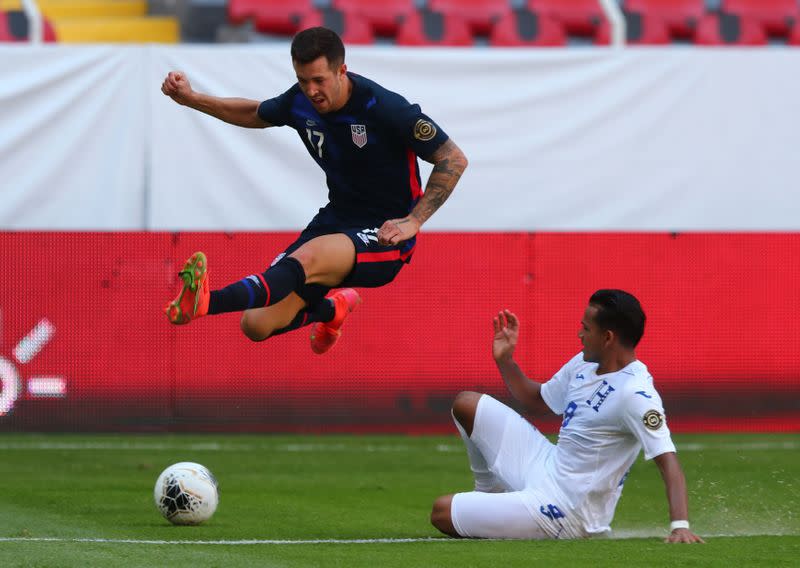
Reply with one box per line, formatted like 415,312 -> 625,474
208,257 -> 306,315
312,298 -> 336,324
269,299 -> 335,336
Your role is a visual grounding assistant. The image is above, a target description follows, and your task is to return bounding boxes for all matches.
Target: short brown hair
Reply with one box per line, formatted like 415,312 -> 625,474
291,27 -> 345,69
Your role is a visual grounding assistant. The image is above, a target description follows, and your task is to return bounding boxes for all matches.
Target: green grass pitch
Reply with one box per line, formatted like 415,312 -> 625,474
0,433 -> 798,567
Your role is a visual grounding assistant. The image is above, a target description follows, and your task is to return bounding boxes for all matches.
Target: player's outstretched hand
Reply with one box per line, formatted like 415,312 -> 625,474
664,528 -> 705,543
161,71 -> 194,106
492,310 -> 519,363
377,216 -> 420,246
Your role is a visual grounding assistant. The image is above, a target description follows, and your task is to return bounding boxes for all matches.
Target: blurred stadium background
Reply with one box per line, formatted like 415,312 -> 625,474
1,1 -> 799,435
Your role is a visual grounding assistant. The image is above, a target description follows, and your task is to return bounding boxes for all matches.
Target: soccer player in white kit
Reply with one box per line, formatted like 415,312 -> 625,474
431,289 -> 704,543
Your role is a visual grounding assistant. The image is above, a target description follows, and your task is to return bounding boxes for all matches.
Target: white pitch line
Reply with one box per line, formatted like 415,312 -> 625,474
679,441 -> 800,452
0,531 -> 795,545
0,537 -> 456,545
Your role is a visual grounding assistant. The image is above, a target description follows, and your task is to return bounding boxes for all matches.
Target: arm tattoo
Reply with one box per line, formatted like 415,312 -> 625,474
412,139 -> 468,225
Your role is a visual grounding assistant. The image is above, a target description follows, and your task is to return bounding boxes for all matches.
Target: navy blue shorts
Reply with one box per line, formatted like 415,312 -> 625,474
270,210 -> 415,305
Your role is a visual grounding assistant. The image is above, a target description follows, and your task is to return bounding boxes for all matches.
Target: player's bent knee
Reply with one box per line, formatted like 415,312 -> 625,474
430,495 -> 460,538
287,247 -> 312,272
289,239 -> 333,272
452,391 -> 482,436
240,313 -> 269,342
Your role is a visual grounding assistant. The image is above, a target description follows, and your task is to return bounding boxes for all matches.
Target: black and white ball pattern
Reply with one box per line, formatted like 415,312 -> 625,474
154,462 -> 218,525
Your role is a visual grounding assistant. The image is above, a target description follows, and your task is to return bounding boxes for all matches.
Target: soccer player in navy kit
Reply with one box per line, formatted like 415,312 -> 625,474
161,27 -> 468,353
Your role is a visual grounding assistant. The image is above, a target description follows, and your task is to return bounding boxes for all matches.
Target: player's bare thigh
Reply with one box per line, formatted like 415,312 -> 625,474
290,233 -> 356,287
239,233 -> 356,341
240,293 -> 307,341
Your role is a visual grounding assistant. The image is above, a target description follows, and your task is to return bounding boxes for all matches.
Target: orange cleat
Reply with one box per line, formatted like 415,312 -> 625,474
165,251 -> 210,325
310,288 -> 361,354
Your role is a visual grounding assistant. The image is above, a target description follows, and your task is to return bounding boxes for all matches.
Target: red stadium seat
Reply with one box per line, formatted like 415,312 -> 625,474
332,0 -> 415,37
528,0 -> 606,37
595,10 -> 671,45
790,22 -> 800,45
228,0 -> 314,35
721,0 -> 799,37
395,9 -> 474,46
489,8 -> 567,46
624,0 -> 706,39
428,0 -> 512,36
295,9 -> 375,45
693,13 -> 768,46
790,20 -> 800,44
0,10 -> 57,42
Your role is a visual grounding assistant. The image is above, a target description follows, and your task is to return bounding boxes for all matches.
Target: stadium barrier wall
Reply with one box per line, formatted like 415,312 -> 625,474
3,47 -> 798,432
1,232 -> 798,433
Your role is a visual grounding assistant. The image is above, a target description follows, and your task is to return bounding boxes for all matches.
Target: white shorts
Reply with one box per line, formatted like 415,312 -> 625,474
450,395 -> 587,540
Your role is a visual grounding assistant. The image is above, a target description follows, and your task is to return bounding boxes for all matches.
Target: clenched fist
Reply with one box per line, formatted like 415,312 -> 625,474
161,71 -> 194,106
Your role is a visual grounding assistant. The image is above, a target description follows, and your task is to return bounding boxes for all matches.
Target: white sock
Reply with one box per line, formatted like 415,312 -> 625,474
452,410 -> 503,493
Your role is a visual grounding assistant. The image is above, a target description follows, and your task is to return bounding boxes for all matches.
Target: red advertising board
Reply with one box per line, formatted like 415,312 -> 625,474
1,232 -> 798,432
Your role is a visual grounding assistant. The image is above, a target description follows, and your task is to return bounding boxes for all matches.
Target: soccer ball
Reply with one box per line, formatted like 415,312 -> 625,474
154,462 -> 219,525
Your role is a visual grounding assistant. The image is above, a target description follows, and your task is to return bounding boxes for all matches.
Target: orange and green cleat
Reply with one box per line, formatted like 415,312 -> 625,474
310,288 -> 361,354
165,251 -> 210,325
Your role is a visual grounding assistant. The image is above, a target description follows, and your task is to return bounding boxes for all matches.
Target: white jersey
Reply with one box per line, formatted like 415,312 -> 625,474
540,353 -> 676,535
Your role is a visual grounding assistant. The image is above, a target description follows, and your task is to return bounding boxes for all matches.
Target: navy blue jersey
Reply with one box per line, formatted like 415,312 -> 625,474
257,72 -> 449,226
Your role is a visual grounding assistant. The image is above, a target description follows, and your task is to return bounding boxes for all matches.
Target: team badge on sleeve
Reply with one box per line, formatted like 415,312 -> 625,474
413,119 -> 437,141
642,409 -> 664,430
351,124 -> 367,148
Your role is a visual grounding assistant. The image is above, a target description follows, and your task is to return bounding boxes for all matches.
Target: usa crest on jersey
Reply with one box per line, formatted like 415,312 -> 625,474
351,124 -> 367,148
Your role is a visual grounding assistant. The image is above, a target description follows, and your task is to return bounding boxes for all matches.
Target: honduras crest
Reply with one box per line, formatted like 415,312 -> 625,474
351,124 -> 367,148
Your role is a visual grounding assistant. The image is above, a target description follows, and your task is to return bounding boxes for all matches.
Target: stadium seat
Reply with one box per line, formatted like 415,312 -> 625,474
528,0 -> 605,37
228,0 -> 314,35
332,0 -> 415,37
395,8 -> 474,46
721,0 -> 799,38
595,9 -> 671,45
789,21 -> 800,45
427,0 -> 512,36
0,9 -> 57,42
624,0 -> 706,40
489,8 -> 566,47
295,9 -> 375,45
693,13 -> 768,46
228,0 -> 260,26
